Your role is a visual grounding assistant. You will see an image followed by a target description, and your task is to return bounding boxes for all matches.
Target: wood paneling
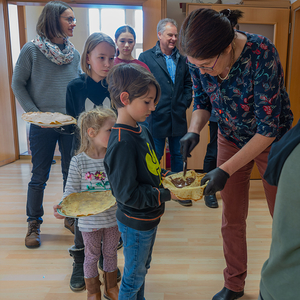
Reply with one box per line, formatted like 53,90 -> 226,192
186,4 -> 290,73
17,5 -> 27,48
0,0 -> 18,166
142,0 -> 164,51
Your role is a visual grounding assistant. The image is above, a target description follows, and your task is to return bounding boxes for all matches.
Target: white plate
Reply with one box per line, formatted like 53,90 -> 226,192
21,112 -> 76,128
57,190 -> 116,218
27,121 -> 76,128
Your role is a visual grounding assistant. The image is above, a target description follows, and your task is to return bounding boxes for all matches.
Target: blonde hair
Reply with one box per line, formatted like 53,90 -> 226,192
81,32 -> 116,77
76,106 -> 116,155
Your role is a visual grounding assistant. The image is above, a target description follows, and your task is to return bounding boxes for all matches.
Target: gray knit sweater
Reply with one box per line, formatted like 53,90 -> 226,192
11,42 -> 81,113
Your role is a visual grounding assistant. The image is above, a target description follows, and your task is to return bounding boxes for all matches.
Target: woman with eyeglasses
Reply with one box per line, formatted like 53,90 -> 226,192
179,8 -> 293,300
12,1 -> 80,249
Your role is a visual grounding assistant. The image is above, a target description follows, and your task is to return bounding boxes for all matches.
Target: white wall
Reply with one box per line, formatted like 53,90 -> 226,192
167,0 -> 187,31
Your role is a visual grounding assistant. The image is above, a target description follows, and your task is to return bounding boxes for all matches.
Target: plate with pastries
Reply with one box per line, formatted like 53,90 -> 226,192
162,170 -> 208,201
57,190 -> 116,218
21,111 -> 77,127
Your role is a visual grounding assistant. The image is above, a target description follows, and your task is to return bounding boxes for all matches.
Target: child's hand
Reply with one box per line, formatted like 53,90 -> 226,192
170,191 -> 180,200
53,204 -> 65,219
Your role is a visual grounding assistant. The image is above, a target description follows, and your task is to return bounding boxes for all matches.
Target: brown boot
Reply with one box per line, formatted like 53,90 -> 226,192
25,220 -> 41,248
103,269 -> 119,300
64,217 -> 75,234
85,275 -> 101,300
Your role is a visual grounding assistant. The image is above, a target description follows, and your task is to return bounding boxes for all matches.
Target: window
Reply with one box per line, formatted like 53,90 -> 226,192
88,7 -> 143,59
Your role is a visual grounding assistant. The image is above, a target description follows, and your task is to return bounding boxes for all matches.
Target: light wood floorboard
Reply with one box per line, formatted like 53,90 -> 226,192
0,159 -> 272,300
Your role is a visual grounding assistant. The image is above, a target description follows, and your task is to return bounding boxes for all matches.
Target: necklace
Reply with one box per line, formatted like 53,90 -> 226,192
218,41 -> 235,81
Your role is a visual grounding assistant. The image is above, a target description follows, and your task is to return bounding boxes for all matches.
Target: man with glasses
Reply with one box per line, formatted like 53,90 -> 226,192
139,18 -> 193,207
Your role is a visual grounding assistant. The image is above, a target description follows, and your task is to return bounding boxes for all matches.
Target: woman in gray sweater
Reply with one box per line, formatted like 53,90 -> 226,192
11,1 -> 80,249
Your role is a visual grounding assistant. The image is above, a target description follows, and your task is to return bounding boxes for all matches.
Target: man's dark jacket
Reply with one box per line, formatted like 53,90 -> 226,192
138,42 -> 192,139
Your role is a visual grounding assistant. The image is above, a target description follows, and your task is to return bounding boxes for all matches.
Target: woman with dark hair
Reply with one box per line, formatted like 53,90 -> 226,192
179,8 -> 293,300
12,1 -> 80,249
114,25 -> 150,71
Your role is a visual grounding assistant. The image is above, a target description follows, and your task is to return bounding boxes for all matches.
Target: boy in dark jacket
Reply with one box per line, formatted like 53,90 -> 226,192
104,63 -> 177,300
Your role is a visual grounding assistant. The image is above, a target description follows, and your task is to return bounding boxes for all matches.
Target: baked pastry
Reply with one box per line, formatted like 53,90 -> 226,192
162,170 -> 207,201
58,190 -> 116,217
21,111 -> 76,127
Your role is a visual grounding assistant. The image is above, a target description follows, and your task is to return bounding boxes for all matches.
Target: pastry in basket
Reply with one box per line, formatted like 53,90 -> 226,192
162,170 -> 207,201
21,111 -> 76,127
59,190 -> 116,217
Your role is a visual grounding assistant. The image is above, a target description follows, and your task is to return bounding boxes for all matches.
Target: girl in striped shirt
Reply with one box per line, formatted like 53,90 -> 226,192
54,107 -> 120,300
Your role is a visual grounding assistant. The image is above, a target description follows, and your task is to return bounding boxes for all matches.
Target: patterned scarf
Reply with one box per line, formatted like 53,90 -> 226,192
32,34 -> 75,65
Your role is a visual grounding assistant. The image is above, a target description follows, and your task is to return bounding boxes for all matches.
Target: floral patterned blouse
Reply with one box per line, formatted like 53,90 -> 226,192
190,31 -> 293,149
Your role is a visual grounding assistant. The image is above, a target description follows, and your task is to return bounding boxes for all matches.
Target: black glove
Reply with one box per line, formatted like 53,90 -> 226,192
180,132 -> 200,161
201,167 -> 230,195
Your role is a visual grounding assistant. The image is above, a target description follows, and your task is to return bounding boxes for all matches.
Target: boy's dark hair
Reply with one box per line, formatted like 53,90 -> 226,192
107,63 -> 161,109
36,1 -> 73,40
179,8 -> 243,59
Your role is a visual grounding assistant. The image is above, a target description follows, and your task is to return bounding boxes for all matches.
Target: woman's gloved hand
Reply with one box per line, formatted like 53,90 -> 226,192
201,167 -> 230,195
180,132 -> 200,161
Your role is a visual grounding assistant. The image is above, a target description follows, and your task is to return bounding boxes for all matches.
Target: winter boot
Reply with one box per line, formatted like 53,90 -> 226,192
25,220 -> 41,248
98,253 -> 122,282
64,217 -> 75,234
69,246 -> 85,292
85,275 -> 101,300
103,269 -> 119,300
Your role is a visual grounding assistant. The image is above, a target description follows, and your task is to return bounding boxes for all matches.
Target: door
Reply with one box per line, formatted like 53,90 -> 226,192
0,0 -> 18,166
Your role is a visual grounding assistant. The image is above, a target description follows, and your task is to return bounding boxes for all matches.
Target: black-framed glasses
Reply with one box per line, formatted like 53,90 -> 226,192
61,16 -> 76,24
187,53 -> 221,71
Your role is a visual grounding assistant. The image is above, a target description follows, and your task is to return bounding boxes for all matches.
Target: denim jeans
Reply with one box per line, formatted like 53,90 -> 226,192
153,136 -> 183,172
117,220 -> 157,300
27,124 -> 73,223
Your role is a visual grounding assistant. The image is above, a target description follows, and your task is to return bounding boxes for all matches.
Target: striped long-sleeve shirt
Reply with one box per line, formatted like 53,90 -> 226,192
62,152 -> 117,232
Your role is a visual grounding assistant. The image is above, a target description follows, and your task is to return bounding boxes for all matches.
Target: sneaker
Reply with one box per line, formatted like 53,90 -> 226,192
204,194 -> 219,208
64,217 -> 75,234
173,199 -> 193,206
25,220 -> 41,248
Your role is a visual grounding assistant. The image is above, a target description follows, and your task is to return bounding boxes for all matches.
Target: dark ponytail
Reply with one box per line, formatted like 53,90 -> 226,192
219,9 -> 243,28
179,8 -> 243,59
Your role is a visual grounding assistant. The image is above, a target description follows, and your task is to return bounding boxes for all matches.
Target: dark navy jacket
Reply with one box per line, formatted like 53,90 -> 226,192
264,119 -> 300,186
138,42 -> 192,139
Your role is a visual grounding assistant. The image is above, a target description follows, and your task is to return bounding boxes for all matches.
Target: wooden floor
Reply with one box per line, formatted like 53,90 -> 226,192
0,159 -> 272,300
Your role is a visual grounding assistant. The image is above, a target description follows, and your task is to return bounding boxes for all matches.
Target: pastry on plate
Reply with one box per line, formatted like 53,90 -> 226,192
58,190 -> 116,217
162,170 -> 207,201
21,111 -> 76,127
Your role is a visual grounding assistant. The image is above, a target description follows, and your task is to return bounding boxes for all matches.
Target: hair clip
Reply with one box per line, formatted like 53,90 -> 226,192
220,9 -> 231,18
